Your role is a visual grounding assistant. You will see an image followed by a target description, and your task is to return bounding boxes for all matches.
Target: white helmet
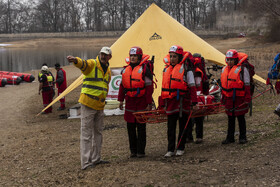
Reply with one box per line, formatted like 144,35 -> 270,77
41,65 -> 49,72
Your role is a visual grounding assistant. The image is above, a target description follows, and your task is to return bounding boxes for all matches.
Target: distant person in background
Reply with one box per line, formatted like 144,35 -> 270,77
118,46 -> 154,158
67,46 -> 112,170
55,63 -> 67,110
269,53 -> 280,117
38,66 -> 54,114
38,63 -> 54,81
38,63 -> 55,97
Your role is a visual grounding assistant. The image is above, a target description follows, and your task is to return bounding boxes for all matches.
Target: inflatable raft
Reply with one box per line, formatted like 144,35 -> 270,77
0,71 -> 35,82
0,74 -> 22,85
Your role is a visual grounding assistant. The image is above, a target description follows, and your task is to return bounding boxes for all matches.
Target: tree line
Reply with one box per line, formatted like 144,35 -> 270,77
0,0 -> 278,34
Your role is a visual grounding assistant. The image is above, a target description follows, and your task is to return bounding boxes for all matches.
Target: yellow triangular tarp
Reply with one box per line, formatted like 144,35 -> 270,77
38,3 -> 266,115
109,3 -> 266,104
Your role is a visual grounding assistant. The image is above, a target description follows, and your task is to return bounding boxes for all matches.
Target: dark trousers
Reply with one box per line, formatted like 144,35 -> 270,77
186,117 -> 204,140
167,113 -> 190,152
127,122 -> 146,155
195,117 -> 204,139
227,115 -> 247,141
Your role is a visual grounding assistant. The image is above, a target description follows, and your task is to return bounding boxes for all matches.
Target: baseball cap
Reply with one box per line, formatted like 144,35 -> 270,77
100,47 -> 112,55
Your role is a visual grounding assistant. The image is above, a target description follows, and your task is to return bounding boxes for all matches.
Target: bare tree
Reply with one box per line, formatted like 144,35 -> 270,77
247,0 -> 280,41
1,0 -> 276,35
250,0 -> 280,18
84,0 -> 94,31
7,0 -> 12,33
36,0 -> 61,32
121,0 -> 127,30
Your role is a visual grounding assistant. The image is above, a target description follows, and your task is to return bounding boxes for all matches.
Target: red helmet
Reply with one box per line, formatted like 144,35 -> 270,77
129,46 -> 143,55
169,45 -> 183,55
226,49 -> 238,59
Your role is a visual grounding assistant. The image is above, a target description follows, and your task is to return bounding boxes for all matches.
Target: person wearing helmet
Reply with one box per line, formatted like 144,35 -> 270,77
269,53 -> 280,117
38,65 -> 54,114
159,45 -> 197,157
67,46 -> 112,170
186,53 -> 209,144
220,49 -> 251,144
38,63 -> 54,81
38,63 -> 55,96
118,46 -> 154,158
55,63 -> 67,110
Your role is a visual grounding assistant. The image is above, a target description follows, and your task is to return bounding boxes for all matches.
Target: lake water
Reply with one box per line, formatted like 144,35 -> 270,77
0,46 -> 101,72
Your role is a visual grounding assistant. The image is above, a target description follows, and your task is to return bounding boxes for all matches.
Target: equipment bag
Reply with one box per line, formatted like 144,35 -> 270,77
193,53 -> 207,81
238,53 -> 255,95
193,53 -> 209,95
268,53 -> 280,79
143,56 -> 157,88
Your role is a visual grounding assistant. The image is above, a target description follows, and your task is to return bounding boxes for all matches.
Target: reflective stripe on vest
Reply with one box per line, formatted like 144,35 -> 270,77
42,73 -> 54,88
125,57 -> 130,64
164,58 -> 169,64
165,108 -> 179,114
81,59 -> 110,99
161,63 -> 188,99
221,65 -> 245,97
122,55 -> 150,97
47,75 -> 53,82
165,108 -> 190,114
122,65 -> 145,97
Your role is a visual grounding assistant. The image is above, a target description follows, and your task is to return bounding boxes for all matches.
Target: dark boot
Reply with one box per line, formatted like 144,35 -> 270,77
239,139 -> 248,144
274,110 -> 280,117
222,139 -> 235,144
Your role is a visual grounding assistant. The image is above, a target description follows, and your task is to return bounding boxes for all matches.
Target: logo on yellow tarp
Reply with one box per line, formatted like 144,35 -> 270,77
149,33 -> 162,41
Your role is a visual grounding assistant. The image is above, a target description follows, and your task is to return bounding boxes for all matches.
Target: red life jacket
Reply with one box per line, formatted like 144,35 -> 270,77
161,51 -> 193,99
237,52 -> 255,80
221,65 -> 245,97
194,57 -> 202,67
56,68 -> 67,90
194,67 -> 203,92
237,53 -> 248,64
122,54 -> 150,97
225,52 -> 255,96
194,56 -> 207,82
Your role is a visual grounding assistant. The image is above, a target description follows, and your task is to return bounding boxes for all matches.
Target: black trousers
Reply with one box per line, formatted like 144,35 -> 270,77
127,122 -> 146,155
167,113 -> 190,152
226,115 -> 247,141
195,117 -> 204,139
186,117 -> 204,140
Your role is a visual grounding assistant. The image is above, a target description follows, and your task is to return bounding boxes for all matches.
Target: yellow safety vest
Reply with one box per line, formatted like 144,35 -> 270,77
41,73 -> 54,88
81,59 -> 110,101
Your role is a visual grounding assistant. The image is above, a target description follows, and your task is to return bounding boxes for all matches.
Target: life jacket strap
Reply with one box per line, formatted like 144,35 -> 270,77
162,88 -> 187,93
221,87 -> 244,92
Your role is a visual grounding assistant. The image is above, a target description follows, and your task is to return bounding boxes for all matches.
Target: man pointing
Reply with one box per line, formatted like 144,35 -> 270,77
67,46 -> 112,170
